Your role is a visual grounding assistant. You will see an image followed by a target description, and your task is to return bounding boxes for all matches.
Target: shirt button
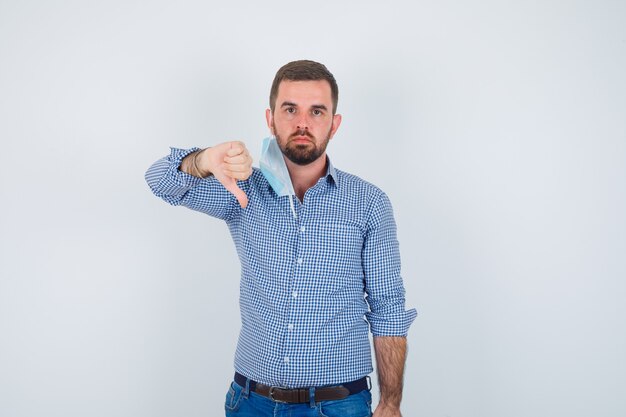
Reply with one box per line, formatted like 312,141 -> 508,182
288,324 -> 294,331
284,356 -> 290,363
292,291 -> 298,298
297,257 -> 303,264
300,226 -> 306,233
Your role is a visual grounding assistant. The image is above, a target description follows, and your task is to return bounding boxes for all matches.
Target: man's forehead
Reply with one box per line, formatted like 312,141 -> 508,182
276,80 -> 332,103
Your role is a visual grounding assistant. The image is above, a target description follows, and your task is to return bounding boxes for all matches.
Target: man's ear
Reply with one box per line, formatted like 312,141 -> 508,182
329,113 -> 342,140
265,108 -> 274,135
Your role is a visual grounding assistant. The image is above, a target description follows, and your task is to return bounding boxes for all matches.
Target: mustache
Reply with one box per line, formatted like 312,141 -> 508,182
289,129 -> 314,140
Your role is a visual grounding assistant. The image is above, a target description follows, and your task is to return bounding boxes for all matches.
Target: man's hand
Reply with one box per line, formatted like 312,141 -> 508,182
184,141 -> 253,208
373,403 -> 402,417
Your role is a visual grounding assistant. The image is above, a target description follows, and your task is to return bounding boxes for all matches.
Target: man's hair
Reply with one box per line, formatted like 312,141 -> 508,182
269,60 -> 339,114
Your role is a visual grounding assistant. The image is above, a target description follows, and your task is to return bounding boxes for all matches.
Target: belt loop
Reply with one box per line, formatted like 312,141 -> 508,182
243,377 -> 250,399
309,387 -> 316,408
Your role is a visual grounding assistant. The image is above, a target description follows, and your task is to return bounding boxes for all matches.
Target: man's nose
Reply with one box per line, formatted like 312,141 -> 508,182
296,114 -> 310,130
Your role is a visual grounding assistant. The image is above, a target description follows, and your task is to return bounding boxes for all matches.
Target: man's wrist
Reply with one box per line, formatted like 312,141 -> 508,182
192,148 -> 211,178
180,148 -> 213,178
379,400 -> 400,408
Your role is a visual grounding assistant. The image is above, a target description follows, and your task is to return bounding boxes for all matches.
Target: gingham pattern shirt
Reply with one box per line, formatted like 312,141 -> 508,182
146,147 -> 417,387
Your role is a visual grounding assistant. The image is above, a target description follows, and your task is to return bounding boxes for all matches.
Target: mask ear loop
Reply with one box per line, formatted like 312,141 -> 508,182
289,195 -> 297,219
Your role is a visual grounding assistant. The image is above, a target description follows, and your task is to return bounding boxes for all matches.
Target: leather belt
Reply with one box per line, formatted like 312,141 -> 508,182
234,372 -> 369,403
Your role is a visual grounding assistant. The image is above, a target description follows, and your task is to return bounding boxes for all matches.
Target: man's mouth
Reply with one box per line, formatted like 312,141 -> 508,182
291,135 -> 313,144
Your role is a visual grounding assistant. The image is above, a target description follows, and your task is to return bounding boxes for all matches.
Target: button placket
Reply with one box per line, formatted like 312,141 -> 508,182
285,205 -> 305,373
284,197 -> 310,373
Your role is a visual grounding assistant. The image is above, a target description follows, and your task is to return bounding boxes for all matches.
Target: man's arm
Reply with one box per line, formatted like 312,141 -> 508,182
179,141 -> 252,208
360,190 -> 416,416
145,141 -> 253,220
373,336 -> 407,417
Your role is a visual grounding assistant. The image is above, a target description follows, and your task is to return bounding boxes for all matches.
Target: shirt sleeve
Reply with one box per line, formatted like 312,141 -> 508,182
363,190 -> 417,337
144,147 -> 242,221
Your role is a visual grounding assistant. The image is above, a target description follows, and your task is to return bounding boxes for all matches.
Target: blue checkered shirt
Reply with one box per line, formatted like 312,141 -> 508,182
146,147 -> 416,387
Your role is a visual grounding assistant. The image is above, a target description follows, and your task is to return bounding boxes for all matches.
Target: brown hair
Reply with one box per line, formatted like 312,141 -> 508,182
269,60 -> 339,114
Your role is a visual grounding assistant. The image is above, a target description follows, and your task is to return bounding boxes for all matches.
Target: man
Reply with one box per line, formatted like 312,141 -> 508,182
146,60 -> 416,417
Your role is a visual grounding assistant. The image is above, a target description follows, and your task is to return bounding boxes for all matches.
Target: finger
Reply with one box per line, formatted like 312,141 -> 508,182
226,142 -> 246,157
223,153 -> 250,164
217,174 -> 249,209
223,168 -> 252,180
223,163 -> 251,173
223,182 -> 249,208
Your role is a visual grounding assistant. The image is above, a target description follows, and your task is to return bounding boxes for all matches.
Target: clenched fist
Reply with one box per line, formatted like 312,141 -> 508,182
186,141 -> 253,208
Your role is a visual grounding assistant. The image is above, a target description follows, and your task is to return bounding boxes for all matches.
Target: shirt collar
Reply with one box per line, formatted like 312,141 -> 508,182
263,155 -> 339,195
325,156 -> 338,187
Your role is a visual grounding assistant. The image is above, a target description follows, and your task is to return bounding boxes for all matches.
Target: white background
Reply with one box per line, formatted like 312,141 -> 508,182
1,1 -> 625,416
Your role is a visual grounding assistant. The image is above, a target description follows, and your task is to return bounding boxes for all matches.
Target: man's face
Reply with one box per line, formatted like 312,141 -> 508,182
266,80 -> 342,165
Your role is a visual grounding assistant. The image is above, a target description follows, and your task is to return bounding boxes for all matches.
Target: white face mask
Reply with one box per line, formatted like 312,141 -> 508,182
260,136 -> 297,218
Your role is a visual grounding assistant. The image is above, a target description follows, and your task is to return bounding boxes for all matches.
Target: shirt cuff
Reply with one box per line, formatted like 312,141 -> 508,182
165,146 -> 204,186
366,308 -> 417,337
145,147 -> 204,198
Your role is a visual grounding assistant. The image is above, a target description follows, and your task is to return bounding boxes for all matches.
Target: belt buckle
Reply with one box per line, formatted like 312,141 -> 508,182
269,386 -> 288,403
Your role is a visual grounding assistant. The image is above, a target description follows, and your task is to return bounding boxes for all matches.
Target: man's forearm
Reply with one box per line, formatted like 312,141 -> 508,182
180,148 -> 212,178
373,336 -> 407,410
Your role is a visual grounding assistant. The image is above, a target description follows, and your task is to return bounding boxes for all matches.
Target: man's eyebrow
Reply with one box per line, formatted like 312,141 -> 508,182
280,102 -> 328,111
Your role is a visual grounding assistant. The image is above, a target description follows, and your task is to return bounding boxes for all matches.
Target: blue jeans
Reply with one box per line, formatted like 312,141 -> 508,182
224,380 -> 373,417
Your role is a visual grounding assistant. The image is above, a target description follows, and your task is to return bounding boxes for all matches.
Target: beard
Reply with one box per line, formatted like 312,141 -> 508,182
275,126 -> 332,166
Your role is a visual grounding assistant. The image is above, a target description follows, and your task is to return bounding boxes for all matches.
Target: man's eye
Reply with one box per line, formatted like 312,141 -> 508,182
286,107 -> 296,113
312,109 -> 322,116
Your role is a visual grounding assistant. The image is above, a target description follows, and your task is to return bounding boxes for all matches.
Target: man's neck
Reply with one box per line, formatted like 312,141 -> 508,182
284,153 -> 328,202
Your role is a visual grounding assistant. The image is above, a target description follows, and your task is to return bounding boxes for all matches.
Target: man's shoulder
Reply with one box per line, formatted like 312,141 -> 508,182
334,168 -> 387,198
250,166 -> 264,178
247,167 -> 270,186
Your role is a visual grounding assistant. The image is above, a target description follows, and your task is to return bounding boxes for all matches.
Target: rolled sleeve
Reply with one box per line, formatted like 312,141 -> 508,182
145,147 -> 202,202
145,147 -> 241,221
362,191 -> 417,336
